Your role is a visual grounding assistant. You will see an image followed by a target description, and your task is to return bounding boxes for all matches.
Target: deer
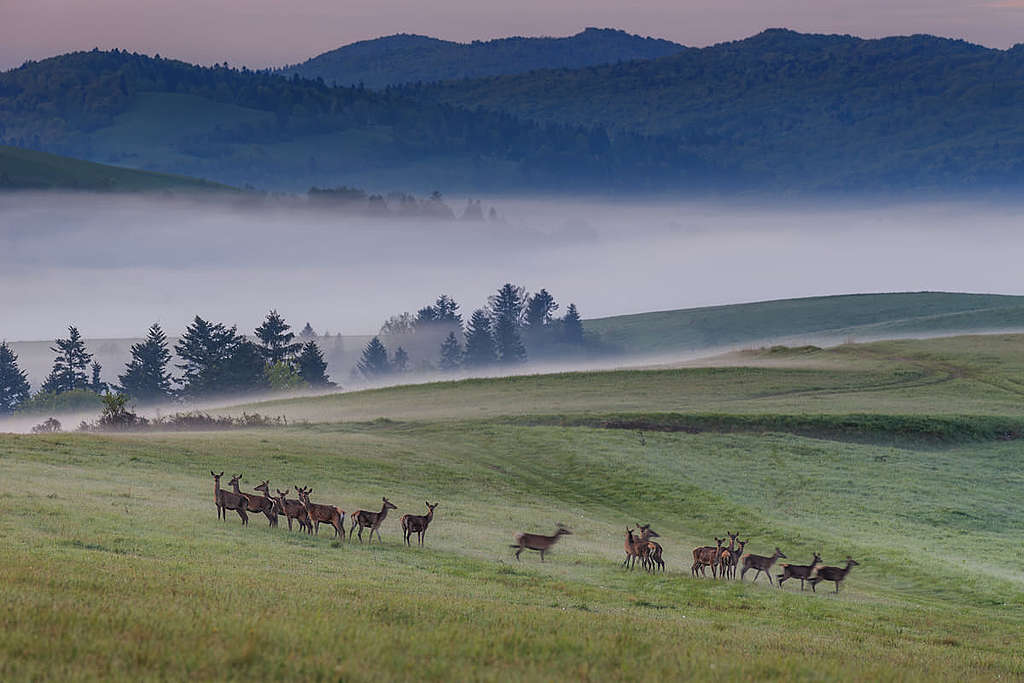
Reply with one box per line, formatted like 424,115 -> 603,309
720,538 -> 747,580
295,486 -> 346,538
635,523 -> 664,573
741,547 -> 787,584
623,528 -> 641,569
622,525 -> 659,571
691,537 -> 724,578
210,471 -> 249,525
777,552 -> 823,591
275,488 -> 312,533
348,496 -> 398,544
228,475 -> 277,527
809,557 -> 859,594
510,524 -> 572,561
400,502 -> 439,547
716,531 -> 739,578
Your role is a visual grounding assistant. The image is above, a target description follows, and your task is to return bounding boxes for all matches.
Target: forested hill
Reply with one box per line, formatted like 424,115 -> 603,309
276,28 -> 685,88
404,29 -> 1024,192
0,50 -> 710,192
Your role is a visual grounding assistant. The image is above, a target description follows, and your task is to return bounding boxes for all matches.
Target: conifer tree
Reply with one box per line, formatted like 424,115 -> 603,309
299,322 -> 316,340
463,309 -> 496,368
392,347 -> 409,373
563,303 -> 584,344
175,316 -> 246,398
297,341 -> 334,387
118,323 -> 173,403
255,310 -> 302,365
0,341 -> 31,414
493,313 -> 527,364
438,331 -> 462,372
90,362 -> 108,394
40,326 -> 93,394
524,289 -> 558,329
357,337 -> 391,378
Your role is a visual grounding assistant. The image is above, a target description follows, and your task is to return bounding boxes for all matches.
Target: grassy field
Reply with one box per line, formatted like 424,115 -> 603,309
2,333 -> 1023,680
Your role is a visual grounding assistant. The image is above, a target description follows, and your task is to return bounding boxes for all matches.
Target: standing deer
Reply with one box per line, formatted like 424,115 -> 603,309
400,502 -> 438,547
275,488 -> 312,533
348,497 -> 397,544
623,528 -> 641,569
295,486 -> 346,538
210,471 -> 249,525
777,552 -> 823,591
809,557 -> 859,593
635,523 -> 664,573
510,525 -> 572,561
717,531 -> 739,578
691,538 -> 724,578
720,539 -> 747,580
741,547 -> 787,584
228,475 -> 277,527
623,525 -> 659,571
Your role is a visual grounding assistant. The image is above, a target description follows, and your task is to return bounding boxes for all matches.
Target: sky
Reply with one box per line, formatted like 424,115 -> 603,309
2,0 -> 1024,71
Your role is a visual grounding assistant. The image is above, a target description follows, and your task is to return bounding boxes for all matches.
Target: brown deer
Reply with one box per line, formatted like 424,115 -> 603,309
275,488 -> 311,533
741,547 -> 787,584
720,538 -> 747,580
716,531 -> 739,578
229,475 -> 277,527
400,502 -> 438,547
348,497 -> 398,544
210,471 -> 249,525
635,523 -> 664,573
510,525 -> 572,561
691,537 -> 724,577
623,528 -> 641,569
622,525 -> 659,571
809,557 -> 859,593
777,552 -> 823,591
295,486 -> 346,538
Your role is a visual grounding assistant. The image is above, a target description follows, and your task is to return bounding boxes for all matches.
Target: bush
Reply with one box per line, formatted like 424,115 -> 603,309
31,417 -> 62,433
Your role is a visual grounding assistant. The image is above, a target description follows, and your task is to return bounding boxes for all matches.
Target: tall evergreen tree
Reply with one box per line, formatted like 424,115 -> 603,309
563,303 -> 584,344
463,309 -> 496,368
296,341 -> 335,387
438,331 -> 462,372
118,323 -> 173,403
524,289 -> 559,329
357,337 -> 391,378
90,362 -> 108,394
0,341 -> 31,414
493,314 -> 527,364
40,326 -> 92,394
255,310 -> 302,364
174,316 -> 246,398
222,340 -> 270,393
299,322 -> 316,340
487,284 -> 527,328
392,346 -> 409,373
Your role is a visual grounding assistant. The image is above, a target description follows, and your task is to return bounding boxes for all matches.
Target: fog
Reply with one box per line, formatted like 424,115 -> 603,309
4,193 -> 1024,343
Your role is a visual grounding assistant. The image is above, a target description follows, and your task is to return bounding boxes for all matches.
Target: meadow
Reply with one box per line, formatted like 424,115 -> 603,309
2,334 -> 1023,680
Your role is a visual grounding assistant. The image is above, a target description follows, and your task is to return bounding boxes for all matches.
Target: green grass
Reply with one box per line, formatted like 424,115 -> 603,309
0,144 -> 234,192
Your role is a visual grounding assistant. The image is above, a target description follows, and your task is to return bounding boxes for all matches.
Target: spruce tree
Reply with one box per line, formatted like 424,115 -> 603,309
357,337 -> 391,378
175,316 -> 247,398
41,326 -> 92,394
118,323 -> 173,403
299,322 -> 316,340
392,347 -> 409,373
255,310 -> 302,365
563,303 -> 584,344
297,341 -> 334,387
221,340 -> 269,394
524,289 -> 558,329
493,314 -> 527,364
90,362 -> 108,394
487,284 -> 527,328
438,332 -> 462,372
463,309 -> 496,368
0,341 -> 31,414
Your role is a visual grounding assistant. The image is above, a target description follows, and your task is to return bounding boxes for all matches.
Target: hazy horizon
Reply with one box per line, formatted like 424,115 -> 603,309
4,1 -> 1024,71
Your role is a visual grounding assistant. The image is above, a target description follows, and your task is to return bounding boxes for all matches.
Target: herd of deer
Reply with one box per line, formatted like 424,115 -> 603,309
210,471 -> 438,546
211,472 -> 858,593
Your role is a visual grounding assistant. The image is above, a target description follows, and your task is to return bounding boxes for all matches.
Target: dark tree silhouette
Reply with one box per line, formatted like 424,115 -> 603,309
463,309 -> 496,368
489,283 -> 528,364
89,362 -> 108,394
562,303 -> 584,344
299,322 -> 316,340
118,323 -> 173,403
0,341 -> 31,414
297,341 -> 335,387
357,336 -> 391,378
438,331 -> 462,372
255,310 -> 302,364
392,346 -> 410,373
524,289 -> 559,329
40,326 -> 93,394
174,316 -> 250,398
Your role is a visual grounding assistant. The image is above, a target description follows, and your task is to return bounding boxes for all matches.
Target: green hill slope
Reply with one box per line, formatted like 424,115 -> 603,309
278,28 -> 685,88
0,144 -> 232,191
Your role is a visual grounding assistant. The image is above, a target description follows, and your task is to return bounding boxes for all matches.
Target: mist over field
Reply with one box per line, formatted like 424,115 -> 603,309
3,193 -> 1024,343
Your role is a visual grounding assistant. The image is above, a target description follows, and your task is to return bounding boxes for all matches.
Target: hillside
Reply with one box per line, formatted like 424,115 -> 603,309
277,28 -> 685,88
0,50 -> 705,192
0,144 -> 231,191
404,29 -> 1024,191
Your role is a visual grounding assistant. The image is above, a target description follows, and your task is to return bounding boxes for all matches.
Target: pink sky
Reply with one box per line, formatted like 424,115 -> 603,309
3,0 -> 1024,70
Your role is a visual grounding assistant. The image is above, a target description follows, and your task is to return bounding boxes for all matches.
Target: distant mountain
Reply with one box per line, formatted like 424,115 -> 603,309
277,28 -> 685,88
0,144 -> 232,192
405,29 -> 1024,191
0,50 -> 708,192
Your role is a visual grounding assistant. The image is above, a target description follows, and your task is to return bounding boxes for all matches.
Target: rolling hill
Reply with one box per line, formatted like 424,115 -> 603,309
0,144 -> 231,191
277,28 -> 685,88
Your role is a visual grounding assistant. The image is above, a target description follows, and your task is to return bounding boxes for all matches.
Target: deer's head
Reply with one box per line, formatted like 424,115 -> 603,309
383,497 -> 397,510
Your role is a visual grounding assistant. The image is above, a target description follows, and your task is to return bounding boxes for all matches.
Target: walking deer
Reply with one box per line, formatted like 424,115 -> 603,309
229,475 -> 277,527
809,557 -> 859,593
348,497 -> 397,544
400,502 -> 438,547
510,525 -> 572,561
295,486 -> 346,538
210,471 -> 249,525
275,488 -> 312,533
691,537 -> 724,578
777,552 -> 822,591
741,547 -> 787,584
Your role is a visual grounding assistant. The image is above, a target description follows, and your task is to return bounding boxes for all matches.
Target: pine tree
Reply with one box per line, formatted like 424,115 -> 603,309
220,340 -> 269,394
563,303 -> 584,344
489,284 -> 528,364
438,332 -> 462,372
299,322 -> 316,340
41,326 -> 92,394
118,323 -> 173,403
392,347 -> 409,373
357,337 -> 391,378
524,289 -> 559,329
463,309 -> 496,368
175,316 -> 246,398
297,341 -> 335,387
90,362 -> 108,394
0,341 -> 31,414
493,314 -> 527,364
255,310 -> 302,365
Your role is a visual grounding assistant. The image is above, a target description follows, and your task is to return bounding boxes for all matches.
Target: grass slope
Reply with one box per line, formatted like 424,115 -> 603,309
0,144 -> 232,191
